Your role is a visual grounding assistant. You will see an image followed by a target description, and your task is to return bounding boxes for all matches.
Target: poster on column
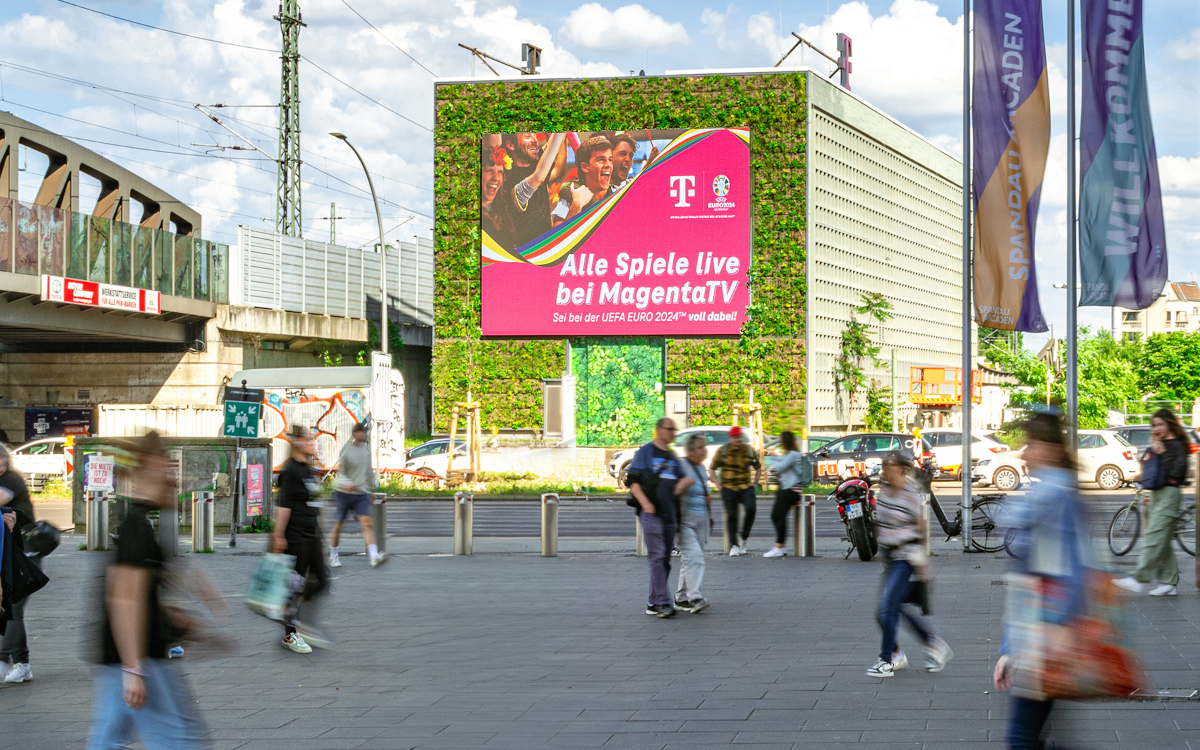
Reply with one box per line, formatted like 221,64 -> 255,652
480,128 -> 752,337
971,0 -> 1050,333
1078,0 -> 1167,307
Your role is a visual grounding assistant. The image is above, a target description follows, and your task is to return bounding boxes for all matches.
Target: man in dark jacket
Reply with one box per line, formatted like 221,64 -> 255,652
627,418 -> 693,618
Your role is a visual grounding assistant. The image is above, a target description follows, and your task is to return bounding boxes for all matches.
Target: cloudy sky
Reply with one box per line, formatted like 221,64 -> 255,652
1,0 -> 1196,351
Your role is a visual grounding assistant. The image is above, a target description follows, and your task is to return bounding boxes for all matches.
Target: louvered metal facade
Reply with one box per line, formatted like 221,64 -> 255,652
234,226 -> 434,329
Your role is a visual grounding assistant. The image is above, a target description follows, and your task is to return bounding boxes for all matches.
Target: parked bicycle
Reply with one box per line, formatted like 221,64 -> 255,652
1107,488 -> 1196,557
916,454 -> 1007,553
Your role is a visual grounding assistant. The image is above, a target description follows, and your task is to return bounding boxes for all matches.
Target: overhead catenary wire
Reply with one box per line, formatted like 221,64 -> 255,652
337,0 -> 438,77
54,0 -> 280,53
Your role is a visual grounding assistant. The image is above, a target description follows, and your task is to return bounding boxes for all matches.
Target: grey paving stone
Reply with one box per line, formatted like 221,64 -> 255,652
0,537 -> 1195,749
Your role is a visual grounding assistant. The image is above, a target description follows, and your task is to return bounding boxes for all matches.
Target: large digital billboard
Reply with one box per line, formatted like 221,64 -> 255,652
480,128 -> 751,337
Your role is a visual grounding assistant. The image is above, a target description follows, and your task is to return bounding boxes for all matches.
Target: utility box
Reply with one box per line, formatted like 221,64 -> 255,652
664,384 -> 690,427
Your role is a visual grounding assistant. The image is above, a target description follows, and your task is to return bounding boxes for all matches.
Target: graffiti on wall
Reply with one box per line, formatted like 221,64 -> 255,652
262,388 -> 369,471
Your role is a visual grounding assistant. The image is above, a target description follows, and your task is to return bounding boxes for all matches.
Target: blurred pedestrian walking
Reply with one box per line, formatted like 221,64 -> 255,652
673,433 -> 711,613
86,432 -> 223,750
274,425 -> 330,653
866,453 -> 952,678
329,422 -> 385,569
765,431 -> 807,558
627,418 -> 688,618
0,442 -> 37,683
994,411 -> 1099,749
709,425 -> 761,556
1116,408 -> 1190,597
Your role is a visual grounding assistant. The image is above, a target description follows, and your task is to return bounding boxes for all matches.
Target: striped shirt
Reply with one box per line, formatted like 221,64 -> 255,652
875,479 -> 922,555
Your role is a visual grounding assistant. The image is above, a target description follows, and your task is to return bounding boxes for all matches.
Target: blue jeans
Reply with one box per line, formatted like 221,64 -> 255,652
1007,696 -> 1060,749
641,512 -> 675,608
878,558 -> 932,661
86,661 -> 207,750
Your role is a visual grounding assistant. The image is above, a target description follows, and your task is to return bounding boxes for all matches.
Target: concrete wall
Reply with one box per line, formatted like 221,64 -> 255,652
0,306 -> 365,441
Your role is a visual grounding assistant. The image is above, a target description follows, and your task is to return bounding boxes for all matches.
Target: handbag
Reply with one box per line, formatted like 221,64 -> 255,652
245,553 -> 297,621
1005,569 -> 1145,700
9,548 -> 49,605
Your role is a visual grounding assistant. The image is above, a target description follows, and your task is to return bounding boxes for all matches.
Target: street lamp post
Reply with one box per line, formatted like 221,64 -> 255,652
331,132 -> 388,354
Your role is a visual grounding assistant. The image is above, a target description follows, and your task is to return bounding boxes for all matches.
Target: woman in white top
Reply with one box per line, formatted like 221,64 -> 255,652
765,431 -> 805,558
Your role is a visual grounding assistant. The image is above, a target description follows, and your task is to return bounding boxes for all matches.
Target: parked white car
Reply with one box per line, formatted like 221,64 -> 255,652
9,437 -> 68,477
404,439 -> 468,478
973,430 -> 1140,491
607,426 -> 742,484
921,428 -> 1011,480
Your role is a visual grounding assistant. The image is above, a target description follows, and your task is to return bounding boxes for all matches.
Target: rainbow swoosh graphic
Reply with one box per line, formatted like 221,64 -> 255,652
482,128 -> 750,268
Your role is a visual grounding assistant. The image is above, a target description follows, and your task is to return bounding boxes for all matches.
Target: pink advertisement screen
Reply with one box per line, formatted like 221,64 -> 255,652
481,128 -> 751,336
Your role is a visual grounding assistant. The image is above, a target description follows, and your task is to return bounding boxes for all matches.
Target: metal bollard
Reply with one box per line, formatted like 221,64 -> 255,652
191,491 -> 214,552
793,494 -> 817,557
86,491 -> 109,551
635,514 -> 647,556
453,491 -> 473,555
722,504 -> 747,554
371,493 -> 387,555
541,493 -> 559,557
920,493 -> 932,557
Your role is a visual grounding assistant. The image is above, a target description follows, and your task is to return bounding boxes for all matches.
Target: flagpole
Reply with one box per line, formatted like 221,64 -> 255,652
961,0 -> 973,552
1066,0 -> 1079,446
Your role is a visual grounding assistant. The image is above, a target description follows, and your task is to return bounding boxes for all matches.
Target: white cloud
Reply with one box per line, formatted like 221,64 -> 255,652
559,3 -> 689,52
700,6 -> 734,51
1165,28 -> 1200,60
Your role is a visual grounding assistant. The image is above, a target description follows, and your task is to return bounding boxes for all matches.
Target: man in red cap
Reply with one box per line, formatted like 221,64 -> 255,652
708,426 -> 762,556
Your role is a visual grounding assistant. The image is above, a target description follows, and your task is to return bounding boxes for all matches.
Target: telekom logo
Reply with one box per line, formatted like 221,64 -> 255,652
669,175 -> 696,207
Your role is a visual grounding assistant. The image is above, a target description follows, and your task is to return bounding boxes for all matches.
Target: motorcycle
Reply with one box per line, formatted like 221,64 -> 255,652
831,473 -> 878,561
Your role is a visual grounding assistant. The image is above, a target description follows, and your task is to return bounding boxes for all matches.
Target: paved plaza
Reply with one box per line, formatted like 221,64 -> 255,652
2,531 -> 1198,750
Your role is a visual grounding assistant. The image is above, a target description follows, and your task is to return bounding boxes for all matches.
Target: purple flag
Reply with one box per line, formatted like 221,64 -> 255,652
1079,0 -> 1167,308
972,0 -> 1050,333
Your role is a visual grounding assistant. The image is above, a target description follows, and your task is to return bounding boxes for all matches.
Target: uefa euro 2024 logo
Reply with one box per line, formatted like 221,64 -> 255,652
712,175 -> 730,197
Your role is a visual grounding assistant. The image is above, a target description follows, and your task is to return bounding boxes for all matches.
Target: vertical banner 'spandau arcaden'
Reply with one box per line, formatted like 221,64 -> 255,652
480,128 -> 751,336
972,0 -> 1050,333
1078,0 -> 1167,308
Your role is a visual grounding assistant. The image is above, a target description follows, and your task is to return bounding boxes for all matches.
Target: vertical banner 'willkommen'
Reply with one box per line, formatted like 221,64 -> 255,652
1078,0 -> 1166,308
973,0 -> 1050,332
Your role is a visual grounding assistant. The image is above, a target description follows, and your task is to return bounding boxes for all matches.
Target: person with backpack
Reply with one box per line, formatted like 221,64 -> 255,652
673,433 -> 711,613
627,418 -> 691,618
709,426 -> 762,556
1116,408 -> 1191,597
765,431 -> 807,558
0,442 -> 37,684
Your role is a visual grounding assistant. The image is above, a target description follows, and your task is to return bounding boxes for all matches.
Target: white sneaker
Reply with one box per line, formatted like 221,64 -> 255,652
1149,584 -> 1178,596
370,553 -> 387,568
924,635 -> 954,673
329,551 -> 341,568
729,545 -> 741,557
891,649 -> 908,670
282,633 -> 312,654
763,547 -> 787,558
1113,576 -> 1143,593
865,658 -> 895,678
3,663 -> 32,683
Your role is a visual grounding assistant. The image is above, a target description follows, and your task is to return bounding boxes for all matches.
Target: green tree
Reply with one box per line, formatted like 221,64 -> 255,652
1136,332 -> 1200,403
864,381 -> 892,432
833,293 -> 893,431
989,328 -> 1139,428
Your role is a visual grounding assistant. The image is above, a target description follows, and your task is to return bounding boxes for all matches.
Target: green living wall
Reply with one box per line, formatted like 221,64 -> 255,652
433,72 -> 808,437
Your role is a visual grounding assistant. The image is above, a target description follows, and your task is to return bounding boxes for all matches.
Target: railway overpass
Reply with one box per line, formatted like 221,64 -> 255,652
0,111 -> 432,439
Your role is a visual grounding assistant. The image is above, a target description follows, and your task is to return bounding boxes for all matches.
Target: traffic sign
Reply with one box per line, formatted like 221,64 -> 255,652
223,401 -> 261,438
225,385 -> 265,403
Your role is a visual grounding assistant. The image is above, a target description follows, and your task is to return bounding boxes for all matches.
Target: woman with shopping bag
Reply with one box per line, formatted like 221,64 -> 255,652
995,411 -> 1144,749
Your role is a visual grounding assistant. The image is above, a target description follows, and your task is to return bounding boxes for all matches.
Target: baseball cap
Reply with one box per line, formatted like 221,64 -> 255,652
729,425 -> 743,437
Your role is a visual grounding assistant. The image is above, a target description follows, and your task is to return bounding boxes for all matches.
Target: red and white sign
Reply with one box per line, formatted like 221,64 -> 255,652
41,275 -> 161,314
